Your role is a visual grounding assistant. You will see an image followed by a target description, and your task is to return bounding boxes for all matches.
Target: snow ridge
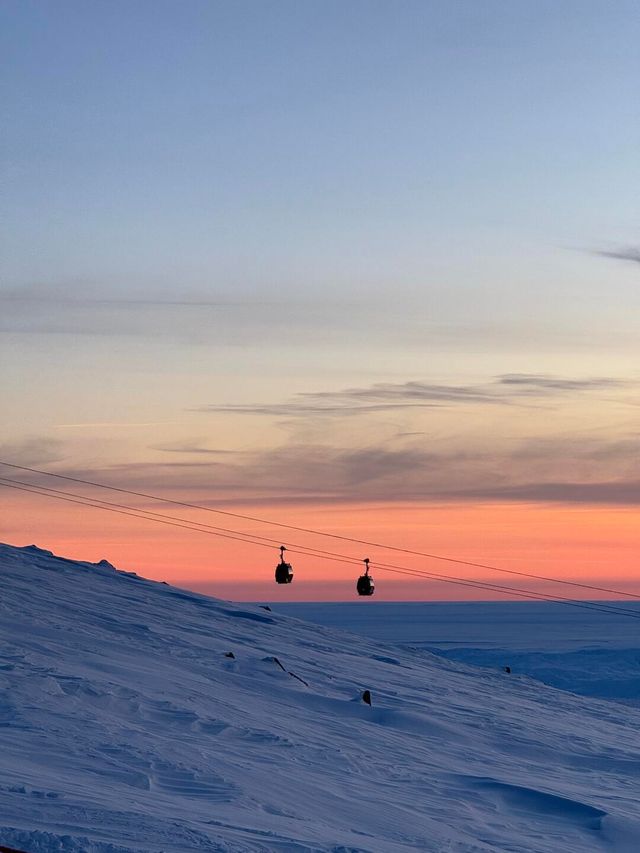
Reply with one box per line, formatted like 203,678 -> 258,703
1,542 -> 639,852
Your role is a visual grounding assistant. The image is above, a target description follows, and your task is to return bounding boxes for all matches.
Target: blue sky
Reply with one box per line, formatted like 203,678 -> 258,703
1,0 -> 638,514
3,0 -> 638,297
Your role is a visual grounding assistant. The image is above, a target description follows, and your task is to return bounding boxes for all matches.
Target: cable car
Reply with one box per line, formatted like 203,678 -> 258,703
356,557 -> 375,596
275,545 -> 294,584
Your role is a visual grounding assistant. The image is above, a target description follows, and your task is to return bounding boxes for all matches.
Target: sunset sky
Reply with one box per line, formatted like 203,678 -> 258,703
1,1 -> 638,600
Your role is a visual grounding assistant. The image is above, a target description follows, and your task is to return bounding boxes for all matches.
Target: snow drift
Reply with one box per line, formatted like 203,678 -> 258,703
1,542 -> 639,852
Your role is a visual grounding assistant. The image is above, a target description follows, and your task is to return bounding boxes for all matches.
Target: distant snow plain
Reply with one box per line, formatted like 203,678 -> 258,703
2,542 -> 640,852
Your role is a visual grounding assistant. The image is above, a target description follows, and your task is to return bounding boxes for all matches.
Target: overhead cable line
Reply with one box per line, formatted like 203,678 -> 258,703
1,459 -> 639,602
0,479 -> 360,565
3,477 -> 640,621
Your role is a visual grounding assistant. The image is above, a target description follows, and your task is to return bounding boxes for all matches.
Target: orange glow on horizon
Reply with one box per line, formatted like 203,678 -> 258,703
3,487 -> 638,601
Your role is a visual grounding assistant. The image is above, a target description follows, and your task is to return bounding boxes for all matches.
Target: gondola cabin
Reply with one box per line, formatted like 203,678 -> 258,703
356,558 -> 375,596
275,545 -> 294,584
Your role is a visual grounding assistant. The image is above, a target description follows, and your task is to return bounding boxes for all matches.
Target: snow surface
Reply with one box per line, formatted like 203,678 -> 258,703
2,543 -> 640,852
273,602 -> 640,707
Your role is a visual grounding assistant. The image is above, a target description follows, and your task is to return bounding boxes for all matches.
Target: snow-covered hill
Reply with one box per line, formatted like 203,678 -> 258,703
1,543 -> 639,852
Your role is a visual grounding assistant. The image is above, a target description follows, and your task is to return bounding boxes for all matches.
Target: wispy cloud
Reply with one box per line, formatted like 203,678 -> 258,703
594,245 -> 640,265
197,374 -> 633,418
0,437 -> 66,467
0,293 -> 235,308
0,283 -> 360,341
496,374 -> 627,393
16,430 -> 637,507
4,375 -> 637,508
0,284 -> 268,338
151,441 -> 239,455
199,433 -> 639,505
465,480 -> 640,504
56,422 -> 175,429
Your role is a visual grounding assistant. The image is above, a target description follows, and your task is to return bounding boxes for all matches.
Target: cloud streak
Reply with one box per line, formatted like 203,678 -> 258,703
11,430 -> 636,507
496,375 -> 627,393
151,441 -> 239,455
0,437 -> 66,467
0,283 -> 384,345
197,374 -> 633,417
594,246 -> 640,265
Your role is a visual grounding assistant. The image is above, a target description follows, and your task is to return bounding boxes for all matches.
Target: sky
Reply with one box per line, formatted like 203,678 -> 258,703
1,0 -> 638,600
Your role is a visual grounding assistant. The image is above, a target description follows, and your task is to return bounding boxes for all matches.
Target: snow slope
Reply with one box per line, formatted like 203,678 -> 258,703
2,543 -> 640,852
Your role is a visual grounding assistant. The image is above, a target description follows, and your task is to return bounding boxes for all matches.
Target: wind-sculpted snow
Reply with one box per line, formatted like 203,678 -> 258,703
1,544 -> 640,851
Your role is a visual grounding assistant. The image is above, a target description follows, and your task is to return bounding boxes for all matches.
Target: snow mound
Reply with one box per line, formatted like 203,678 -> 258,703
1,542 -> 640,852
